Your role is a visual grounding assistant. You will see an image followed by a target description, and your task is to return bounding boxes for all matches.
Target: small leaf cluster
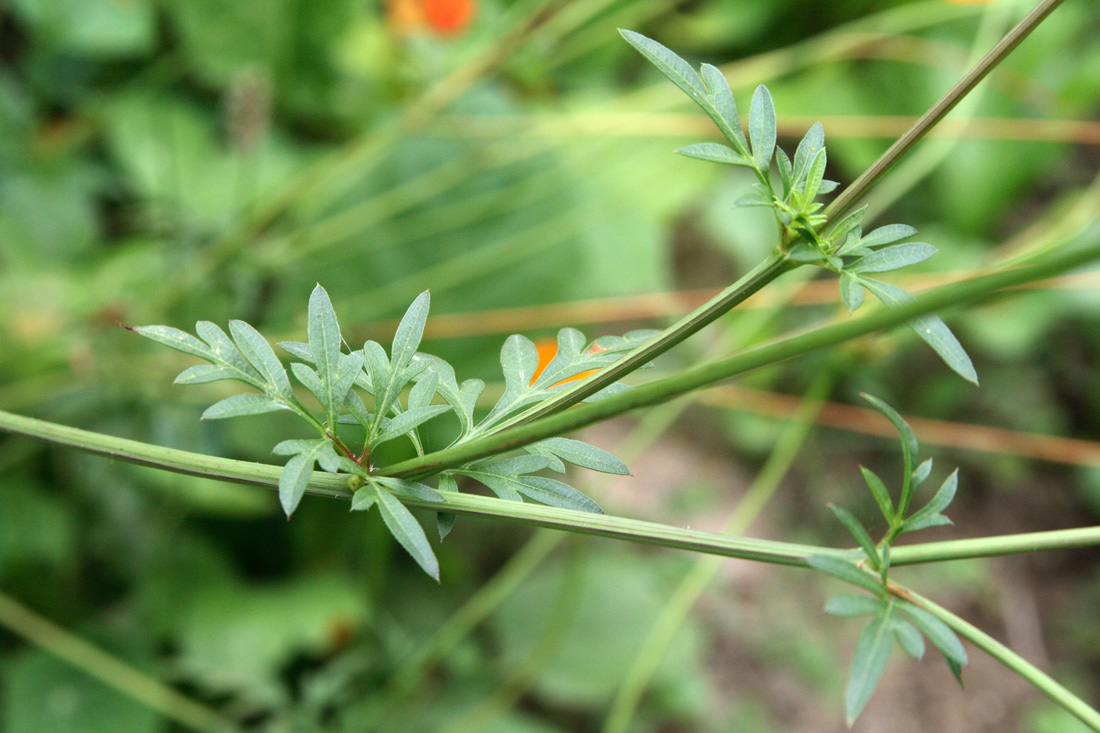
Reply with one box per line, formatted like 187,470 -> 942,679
620,29 -> 834,245
132,286 -> 638,580
620,29 -> 978,386
807,394 -> 967,725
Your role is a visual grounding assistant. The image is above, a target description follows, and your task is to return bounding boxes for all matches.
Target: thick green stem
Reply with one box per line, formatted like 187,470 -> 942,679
486,251 -> 794,433
894,584 -> 1100,731
384,239 -> 1100,479
823,0 -> 1064,222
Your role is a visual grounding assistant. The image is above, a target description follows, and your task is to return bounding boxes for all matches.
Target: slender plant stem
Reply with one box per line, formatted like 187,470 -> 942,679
483,251 -> 794,433
891,583 -> 1100,731
5,409 -> 1100,567
823,0 -> 1064,222
384,239 -> 1100,479
0,592 -> 238,733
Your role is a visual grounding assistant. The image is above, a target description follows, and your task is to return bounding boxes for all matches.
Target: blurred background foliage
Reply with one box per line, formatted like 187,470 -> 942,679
1,0 -> 1099,730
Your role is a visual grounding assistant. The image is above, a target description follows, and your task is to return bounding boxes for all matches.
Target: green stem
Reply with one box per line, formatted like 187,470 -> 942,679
5,409 -> 1100,569
384,238 -> 1100,480
888,525 -> 1100,565
893,584 -> 1100,731
822,0 -> 1064,222
484,251 -> 794,433
0,592 -> 238,733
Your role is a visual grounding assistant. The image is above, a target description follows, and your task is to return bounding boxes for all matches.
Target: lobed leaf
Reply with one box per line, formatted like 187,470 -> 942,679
196,321 -> 260,379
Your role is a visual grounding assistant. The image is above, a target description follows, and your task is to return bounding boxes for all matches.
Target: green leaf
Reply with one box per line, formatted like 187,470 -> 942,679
374,485 -> 440,581
174,364 -> 238,385
890,617 -> 926,659
902,513 -> 953,533
676,142 -> 751,167
391,290 -> 430,371
829,504 -> 881,569
776,147 -> 794,193
793,122 -> 825,182
861,393 -> 919,462
437,512 -> 455,540
860,223 -> 917,248
500,334 -> 540,393
860,279 -> 979,385
912,458 -> 933,487
272,438 -> 327,455
828,206 -> 867,249
201,393 -> 289,420
290,362 -> 322,395
278,340 -> 312,362
860,466 -> 895,524
306,284 -> 347,426
806,555 -> 884,597
913,468 -> 958,519
229,320 -> 294,399
512,476 -> 603,513
839,272 -> 865,313
899,603 -> 968,668
475,455 -> 556,476
804,147 -> 827,201
699,63 -> 748,154
748,85 -> 776,171
528,437 -> 630,475
132,324 -> 214,360
351,486 -> 376,512
372,405 -> 451,447
619,29 -> 707,109
848,243 -> 938,274
371,476 -> 445,503
825,594 -> 887,617
408,371 -> 438,409
845,614 -> 894,725
279,440 -> 336,517
437,473 -> 458,539
196,321 -> 257,376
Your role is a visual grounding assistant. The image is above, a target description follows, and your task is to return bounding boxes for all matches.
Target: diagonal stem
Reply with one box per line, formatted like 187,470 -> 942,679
823,0 -> 1064,222
889,582 -> 1100,731
382,239 -> 1100,480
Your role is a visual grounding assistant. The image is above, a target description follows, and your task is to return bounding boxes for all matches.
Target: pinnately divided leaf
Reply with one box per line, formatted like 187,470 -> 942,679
848,243 -> 938,274
277,439 -> 338,517
202,393 -> 289,420
676,142 -> 752,167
